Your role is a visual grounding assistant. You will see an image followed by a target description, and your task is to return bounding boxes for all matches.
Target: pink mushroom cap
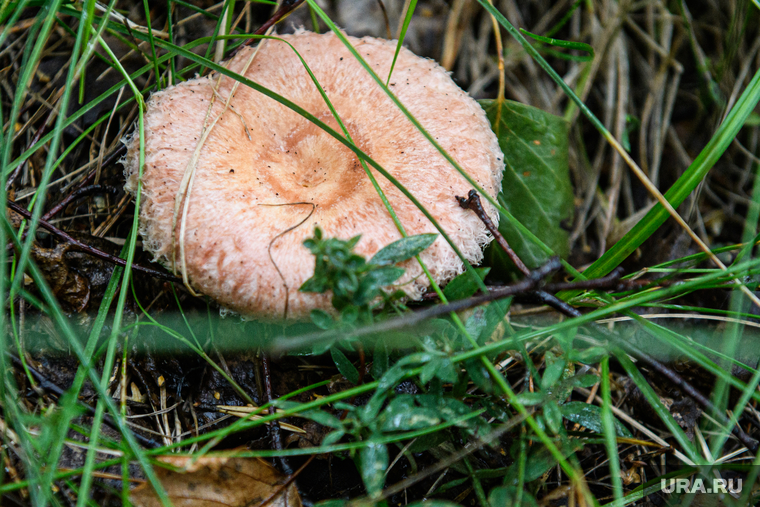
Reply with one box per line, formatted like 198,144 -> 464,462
124,30 -> 504,320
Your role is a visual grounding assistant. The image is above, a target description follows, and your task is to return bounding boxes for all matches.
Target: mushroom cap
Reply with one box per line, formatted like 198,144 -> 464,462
124,30 -> 504,319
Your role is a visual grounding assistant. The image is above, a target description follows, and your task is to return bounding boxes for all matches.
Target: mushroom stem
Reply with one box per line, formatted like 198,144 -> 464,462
456,190 -> 530,277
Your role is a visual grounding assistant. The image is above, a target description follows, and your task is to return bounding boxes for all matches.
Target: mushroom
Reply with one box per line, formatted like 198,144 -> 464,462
124,30 -> 504,320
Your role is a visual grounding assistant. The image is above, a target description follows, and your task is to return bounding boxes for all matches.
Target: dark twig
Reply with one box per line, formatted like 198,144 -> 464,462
232,0 -> 307,56
261,353 -> 292,474
271,258 -> 565,353
7,353 -> 161,449
42,185 -> 118,221
630,349 -> 758,452
489,267 -> 630,294
457,189 -> 531,276
6,199 -> 180,283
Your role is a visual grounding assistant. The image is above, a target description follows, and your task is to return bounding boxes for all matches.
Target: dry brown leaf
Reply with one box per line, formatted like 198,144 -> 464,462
130,455 -> 302,507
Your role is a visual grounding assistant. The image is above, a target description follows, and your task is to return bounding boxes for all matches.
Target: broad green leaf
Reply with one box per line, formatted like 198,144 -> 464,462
380,396 -> 441,431
330,348 -> 360,385
488,486 -> 539,507
310,309 -> 334,330
464,357 -> 495,394
568,346 -> 609,365
443,267 -> 490,300
407,430 -> 450,453
544,400 -> 563,434
560,402 -> 632,437
480,99 -> 572,272
515,392 -> 545,406
465,301 -> 509,345
302,409 -> 344,429
504,439 -> 584,484
354,266 -> 405,305
372,340 -> 390,380
359,442 -> 388,498
321,430 -> 345,447
370,233 -> 438,266
541,353 -> 567,390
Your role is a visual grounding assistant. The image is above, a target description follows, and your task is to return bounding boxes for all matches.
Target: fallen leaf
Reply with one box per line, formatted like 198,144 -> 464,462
32,243 -> 90,312
131,456 -> 302,507
479,99 -> 572,273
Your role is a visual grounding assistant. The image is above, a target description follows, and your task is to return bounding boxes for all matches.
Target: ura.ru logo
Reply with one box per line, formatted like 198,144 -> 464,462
661,477 -> 742,495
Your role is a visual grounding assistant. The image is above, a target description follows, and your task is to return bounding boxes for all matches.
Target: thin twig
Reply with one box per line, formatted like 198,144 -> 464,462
456,190 -> 530,276
42,185 -> 118,221
6,199 -> 180,282
233,0 -> 307,54
271,258 -> 567,353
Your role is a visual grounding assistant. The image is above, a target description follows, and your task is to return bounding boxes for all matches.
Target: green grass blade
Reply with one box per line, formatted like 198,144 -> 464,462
142,0 -> 162,88
386,0 -> 416,86
601,357 -> 624,503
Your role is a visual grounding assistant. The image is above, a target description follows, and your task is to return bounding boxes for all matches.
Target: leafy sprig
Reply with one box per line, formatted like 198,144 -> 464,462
300,227 -> 438,327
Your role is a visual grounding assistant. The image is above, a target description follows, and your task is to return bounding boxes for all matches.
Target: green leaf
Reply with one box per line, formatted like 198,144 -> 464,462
330,348 -> 360,385
380,396 -> 441,431
321,430 -> 345,447
443,267 -> 490,300
544,400 -> 563,435
568,346 -> 608,365
407,430 -> 450,453
310,309 -> 334,330
370,233 -> 438,266
408,502 -> 463,507
431,357 -> 459,384
303,409 -> 344,429
560,402 -> 632,437
464,357 -> 495,394
568,373 -> 601,389
354,266 -> 405,305
420,356 -> 459,385
359,442 -> 389,498
505,439 -> 584,484
300,274 -> 329,294
541,354 -> 567,390
372,340 -> 390,380
464,301 -> 509,345
488,486 -> 539,507
515,392 -> 545,406
479,99 -> 572,271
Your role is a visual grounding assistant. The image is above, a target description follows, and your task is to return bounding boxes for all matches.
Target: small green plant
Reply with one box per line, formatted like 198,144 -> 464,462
300,226 -> 438,328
